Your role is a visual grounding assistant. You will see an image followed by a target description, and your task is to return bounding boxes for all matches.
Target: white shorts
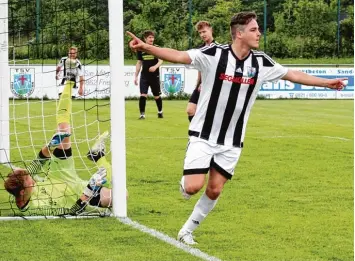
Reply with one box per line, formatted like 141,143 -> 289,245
183,137 -> 242,179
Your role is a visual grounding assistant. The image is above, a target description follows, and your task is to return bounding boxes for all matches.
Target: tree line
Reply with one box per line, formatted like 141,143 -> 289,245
8,0 -> 354,60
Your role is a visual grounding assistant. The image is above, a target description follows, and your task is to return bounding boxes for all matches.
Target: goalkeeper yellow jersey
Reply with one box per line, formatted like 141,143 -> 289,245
15,156 -> 86,216
9,155 -> 112,216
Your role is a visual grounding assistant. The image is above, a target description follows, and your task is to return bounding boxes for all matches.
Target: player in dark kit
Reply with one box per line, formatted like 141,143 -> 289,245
134,30 -> 164,119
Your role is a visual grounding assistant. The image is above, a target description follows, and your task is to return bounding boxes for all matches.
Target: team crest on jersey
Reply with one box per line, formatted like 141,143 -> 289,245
246,66 -> 256,78
10,68 -> 35,98
160,66 -> 185,96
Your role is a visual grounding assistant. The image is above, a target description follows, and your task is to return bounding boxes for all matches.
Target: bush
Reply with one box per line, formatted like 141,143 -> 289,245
267,33 -> 289,58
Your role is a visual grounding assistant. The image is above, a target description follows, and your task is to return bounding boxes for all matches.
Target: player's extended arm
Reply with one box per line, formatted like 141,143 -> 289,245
145,45 -> 191,64
282,70 -> 347,90
127,31 -> 191,64
26,147 -> 51,175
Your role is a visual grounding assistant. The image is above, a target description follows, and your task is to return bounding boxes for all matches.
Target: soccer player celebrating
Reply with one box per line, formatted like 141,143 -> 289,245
56,47 -> 84,98
127,11 -> 347,245
186,21 -> 217,122
134,30 -> 164,119
4,79 -> 112,216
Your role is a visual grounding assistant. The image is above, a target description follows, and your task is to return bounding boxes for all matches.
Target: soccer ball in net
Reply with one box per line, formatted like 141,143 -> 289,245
65,58 -> 77,69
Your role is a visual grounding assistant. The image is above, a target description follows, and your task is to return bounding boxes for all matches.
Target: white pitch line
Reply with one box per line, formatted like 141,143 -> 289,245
118,217 -> 223,261
255,135 -> 351,141
321,136 -> 351,141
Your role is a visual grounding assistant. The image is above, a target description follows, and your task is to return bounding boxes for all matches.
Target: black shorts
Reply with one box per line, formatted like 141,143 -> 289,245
189,87 -> 200,104
140,75 -> 161,96
61,78 -> 77,88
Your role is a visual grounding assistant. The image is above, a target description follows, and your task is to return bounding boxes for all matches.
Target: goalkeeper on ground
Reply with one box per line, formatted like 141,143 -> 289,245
3,81 -> 111,216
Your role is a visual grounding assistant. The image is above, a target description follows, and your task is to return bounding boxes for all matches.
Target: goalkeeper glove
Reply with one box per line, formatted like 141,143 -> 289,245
84,167 -> 107,197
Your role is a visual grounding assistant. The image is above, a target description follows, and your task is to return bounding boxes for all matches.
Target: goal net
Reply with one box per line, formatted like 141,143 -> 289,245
0,0 -> 126,219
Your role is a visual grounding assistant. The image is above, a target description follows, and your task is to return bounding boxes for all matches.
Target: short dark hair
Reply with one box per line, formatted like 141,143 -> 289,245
195,21 -> 212,31
4,169 -> 28,197
142,30 -> 155,39
230,11 -> 257,39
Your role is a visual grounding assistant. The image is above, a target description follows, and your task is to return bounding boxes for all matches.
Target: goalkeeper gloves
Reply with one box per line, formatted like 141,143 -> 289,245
48,132 -> 71,148
84,167 -> 107,197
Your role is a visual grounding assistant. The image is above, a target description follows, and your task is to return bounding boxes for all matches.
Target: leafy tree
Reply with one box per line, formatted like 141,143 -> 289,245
340,4 -> 354,56
7,0 -> 354,59
205,0 -> 242,44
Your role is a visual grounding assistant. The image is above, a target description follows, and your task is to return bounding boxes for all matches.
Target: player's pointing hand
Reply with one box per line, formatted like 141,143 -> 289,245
127,31 -> 146,53
325,78 -> 348,91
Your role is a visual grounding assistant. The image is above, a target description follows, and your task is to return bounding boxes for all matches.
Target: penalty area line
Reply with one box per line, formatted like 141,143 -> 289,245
118,217 -> 223,261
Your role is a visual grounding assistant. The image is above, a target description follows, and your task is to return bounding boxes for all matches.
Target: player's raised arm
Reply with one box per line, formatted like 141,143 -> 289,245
127,31 -> 191,64
282,70 -> 347,90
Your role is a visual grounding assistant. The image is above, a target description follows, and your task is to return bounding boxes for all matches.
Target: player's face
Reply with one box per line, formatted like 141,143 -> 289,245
18,174 -> 34,201
68,50 -> 77,59
241,19 -> 261,49
145,35 -> 155,45
198,26 -> 213,43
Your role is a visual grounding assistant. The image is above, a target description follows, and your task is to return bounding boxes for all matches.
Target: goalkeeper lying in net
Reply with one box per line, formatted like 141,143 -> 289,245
4,80 -> 112,216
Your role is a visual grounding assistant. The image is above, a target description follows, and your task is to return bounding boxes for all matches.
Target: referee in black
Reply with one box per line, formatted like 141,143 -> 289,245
134,30 -> 164,119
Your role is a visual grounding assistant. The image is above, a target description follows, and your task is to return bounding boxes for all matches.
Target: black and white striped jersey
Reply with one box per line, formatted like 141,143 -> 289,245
57,57 -> 83,81
187,44 -> 288,148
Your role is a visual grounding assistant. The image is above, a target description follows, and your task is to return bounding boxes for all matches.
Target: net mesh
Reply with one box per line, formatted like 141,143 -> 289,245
0,0 -> 112,217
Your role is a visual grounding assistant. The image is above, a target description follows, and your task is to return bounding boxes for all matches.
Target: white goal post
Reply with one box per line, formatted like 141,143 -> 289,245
0,0 -> 10,164
0,0 -> 127,219
109,0 -> 127,218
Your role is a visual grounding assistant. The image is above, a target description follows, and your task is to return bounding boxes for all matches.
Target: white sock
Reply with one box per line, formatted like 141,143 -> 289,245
181,193 -> 218,233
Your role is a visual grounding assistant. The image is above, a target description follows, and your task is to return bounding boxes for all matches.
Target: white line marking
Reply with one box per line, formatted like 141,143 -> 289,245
0,162 -> 221,260
118,217 -> 223,261
255,135 -> 351,141
321,136 -> 351,141
253,135 -> 351,141
0,215 -> 106,221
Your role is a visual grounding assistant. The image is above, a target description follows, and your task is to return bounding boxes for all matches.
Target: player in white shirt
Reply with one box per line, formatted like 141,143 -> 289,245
186,21 -> 217,122
56,47 -> 84,98
127,12 -> 347,245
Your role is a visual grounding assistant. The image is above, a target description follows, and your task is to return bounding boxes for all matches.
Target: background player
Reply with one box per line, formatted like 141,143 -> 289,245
186,21 -> 217,122
56,47 -> 84,99
134,30 -> 164,119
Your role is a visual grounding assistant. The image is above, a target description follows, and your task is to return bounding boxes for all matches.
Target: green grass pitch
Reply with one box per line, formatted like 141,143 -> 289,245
0,99 -> 353,261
